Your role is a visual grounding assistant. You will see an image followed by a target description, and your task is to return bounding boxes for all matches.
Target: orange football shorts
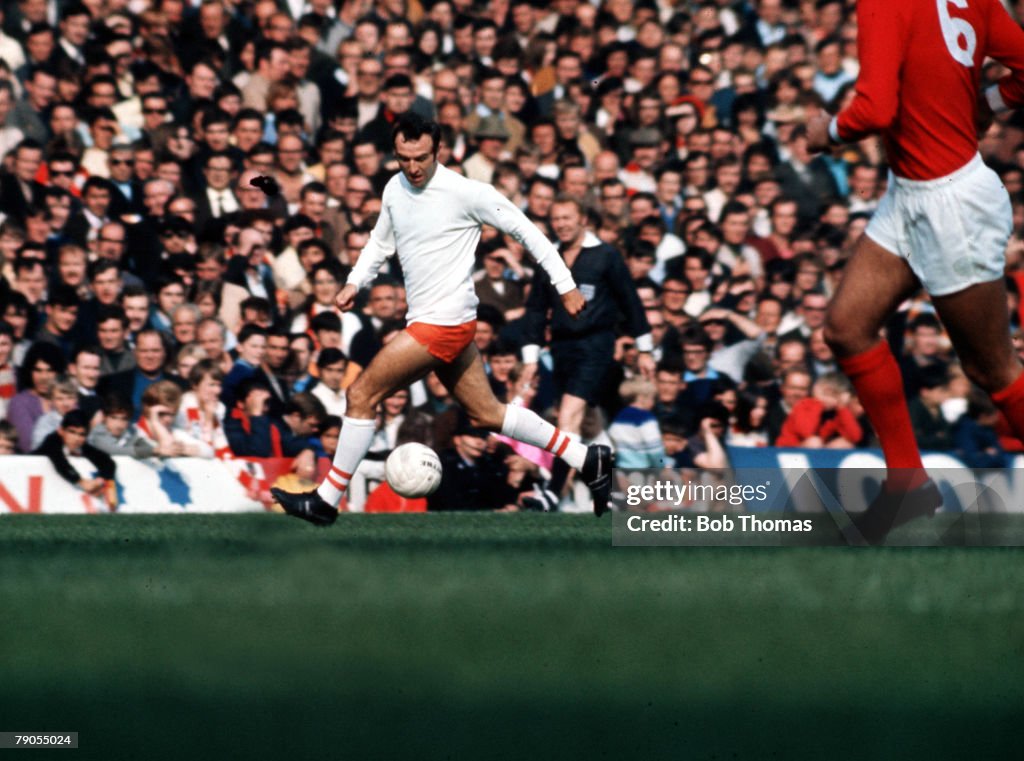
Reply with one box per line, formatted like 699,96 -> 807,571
405,320 -> 477,363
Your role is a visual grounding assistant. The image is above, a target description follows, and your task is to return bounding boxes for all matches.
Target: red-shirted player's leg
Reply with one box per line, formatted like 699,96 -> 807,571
932,279 -> 1024,438
824,234 -> 927,491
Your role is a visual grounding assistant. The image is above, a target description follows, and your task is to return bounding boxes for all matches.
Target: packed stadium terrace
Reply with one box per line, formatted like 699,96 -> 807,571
0,0 -> 1022,511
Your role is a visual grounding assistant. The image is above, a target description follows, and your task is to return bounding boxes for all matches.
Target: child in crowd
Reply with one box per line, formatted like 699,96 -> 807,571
320,415 -> 341,460
775,373 -> 862,448
88,394 -> 160,458
908,365 -> 953,452
953,388 -> 1007,468
30,378 -> 80,451
177,359 -> 230,458
662,408 -> 730,470
136,381 -> 205,457
608,378 -> 665,468
34,410 -> 117,509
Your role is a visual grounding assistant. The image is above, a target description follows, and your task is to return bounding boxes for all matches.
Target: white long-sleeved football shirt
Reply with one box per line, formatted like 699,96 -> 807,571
346,163 -> 576,326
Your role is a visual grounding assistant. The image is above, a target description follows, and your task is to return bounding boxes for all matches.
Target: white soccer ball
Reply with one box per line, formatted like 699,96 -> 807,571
385,442 -> 443,498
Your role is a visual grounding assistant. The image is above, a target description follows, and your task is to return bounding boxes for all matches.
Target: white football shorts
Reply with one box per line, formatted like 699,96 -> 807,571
865,153 -> 1012,296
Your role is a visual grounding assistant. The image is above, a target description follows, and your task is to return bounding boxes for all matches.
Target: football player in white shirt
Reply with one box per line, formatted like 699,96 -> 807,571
272,114 -> 613,524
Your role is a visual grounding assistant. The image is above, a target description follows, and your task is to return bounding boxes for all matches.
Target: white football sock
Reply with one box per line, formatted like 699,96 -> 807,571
501,404 -> 586,469
317,416 -> 377,506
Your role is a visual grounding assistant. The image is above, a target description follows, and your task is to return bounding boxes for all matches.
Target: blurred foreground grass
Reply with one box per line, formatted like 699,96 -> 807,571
1,513 -> 1022,760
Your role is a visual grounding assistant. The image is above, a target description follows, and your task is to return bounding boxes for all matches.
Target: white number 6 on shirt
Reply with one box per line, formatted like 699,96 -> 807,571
938,0 -> 977,66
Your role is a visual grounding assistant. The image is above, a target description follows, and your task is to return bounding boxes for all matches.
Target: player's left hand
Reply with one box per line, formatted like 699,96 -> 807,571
806,114 -> 833,153
637,352 -> 656,380
561,288 -> 586,317
335,283 -> 358,312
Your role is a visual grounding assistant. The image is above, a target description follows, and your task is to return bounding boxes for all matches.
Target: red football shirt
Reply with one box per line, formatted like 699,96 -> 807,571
837,0 -> 1024,180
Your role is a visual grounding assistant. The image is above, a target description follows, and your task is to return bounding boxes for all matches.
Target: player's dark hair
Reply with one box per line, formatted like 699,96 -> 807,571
392,112 -> 441,154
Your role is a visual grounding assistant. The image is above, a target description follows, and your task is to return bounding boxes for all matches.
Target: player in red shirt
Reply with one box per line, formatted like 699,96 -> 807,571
807,0 -> 1024,543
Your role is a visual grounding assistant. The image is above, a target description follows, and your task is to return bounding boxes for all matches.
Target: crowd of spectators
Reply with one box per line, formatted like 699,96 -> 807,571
1,0 -> 1024,510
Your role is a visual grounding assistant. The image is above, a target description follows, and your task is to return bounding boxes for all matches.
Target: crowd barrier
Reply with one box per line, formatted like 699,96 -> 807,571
1,449 -> 1022,515
0,456 -> 309,514
727,447 -> 1024,514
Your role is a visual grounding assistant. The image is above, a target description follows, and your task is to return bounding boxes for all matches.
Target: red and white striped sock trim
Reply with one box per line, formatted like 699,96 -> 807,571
544,429 -> 571,457
324,466 -> 351,492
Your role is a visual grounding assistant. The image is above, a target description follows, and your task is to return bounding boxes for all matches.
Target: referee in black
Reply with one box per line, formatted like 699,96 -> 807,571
521,194 -> 655,500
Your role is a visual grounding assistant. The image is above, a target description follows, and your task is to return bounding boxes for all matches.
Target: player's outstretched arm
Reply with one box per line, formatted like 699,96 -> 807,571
345,190 -> 397,297
809,0 -> 903,152
469,184 -> 577,296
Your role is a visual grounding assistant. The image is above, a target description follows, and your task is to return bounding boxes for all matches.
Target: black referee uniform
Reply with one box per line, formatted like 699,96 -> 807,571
523,232 -> 651,404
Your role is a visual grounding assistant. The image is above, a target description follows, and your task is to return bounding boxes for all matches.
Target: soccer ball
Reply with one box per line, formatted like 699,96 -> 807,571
385,442 -> 443,498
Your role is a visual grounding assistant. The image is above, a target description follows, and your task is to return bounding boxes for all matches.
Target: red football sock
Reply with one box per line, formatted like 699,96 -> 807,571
838,341 -> 927,492
991,370 -> 1024,442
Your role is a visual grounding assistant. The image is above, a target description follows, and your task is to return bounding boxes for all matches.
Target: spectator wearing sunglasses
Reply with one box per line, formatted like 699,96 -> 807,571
106,141 -> 146,217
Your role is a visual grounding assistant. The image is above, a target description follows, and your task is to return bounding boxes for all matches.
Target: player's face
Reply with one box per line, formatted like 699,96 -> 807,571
394,134 -> 438,188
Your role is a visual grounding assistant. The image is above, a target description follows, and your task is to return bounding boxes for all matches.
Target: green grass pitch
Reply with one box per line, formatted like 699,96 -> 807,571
1,512 -> 1023,760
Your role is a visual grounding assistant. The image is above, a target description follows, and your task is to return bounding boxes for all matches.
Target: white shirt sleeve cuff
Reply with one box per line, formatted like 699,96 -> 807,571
521,344 -> 540,364
635,333 -> 654,353
828,116 -> 842,144
987,85 -> 1008,114
553,276 -> 576,295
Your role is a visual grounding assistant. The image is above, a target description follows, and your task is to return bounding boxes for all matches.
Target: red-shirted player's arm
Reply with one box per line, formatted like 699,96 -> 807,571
985,0 -> 1024,111
833,0 -> 907,142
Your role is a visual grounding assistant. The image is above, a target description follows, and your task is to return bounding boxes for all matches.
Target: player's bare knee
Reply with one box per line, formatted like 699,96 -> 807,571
344,381 -> 376,417
822,318 -> 849,354
962,361 -> 1016,395
823,313 -> 868,356
469,403 -> 505,431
